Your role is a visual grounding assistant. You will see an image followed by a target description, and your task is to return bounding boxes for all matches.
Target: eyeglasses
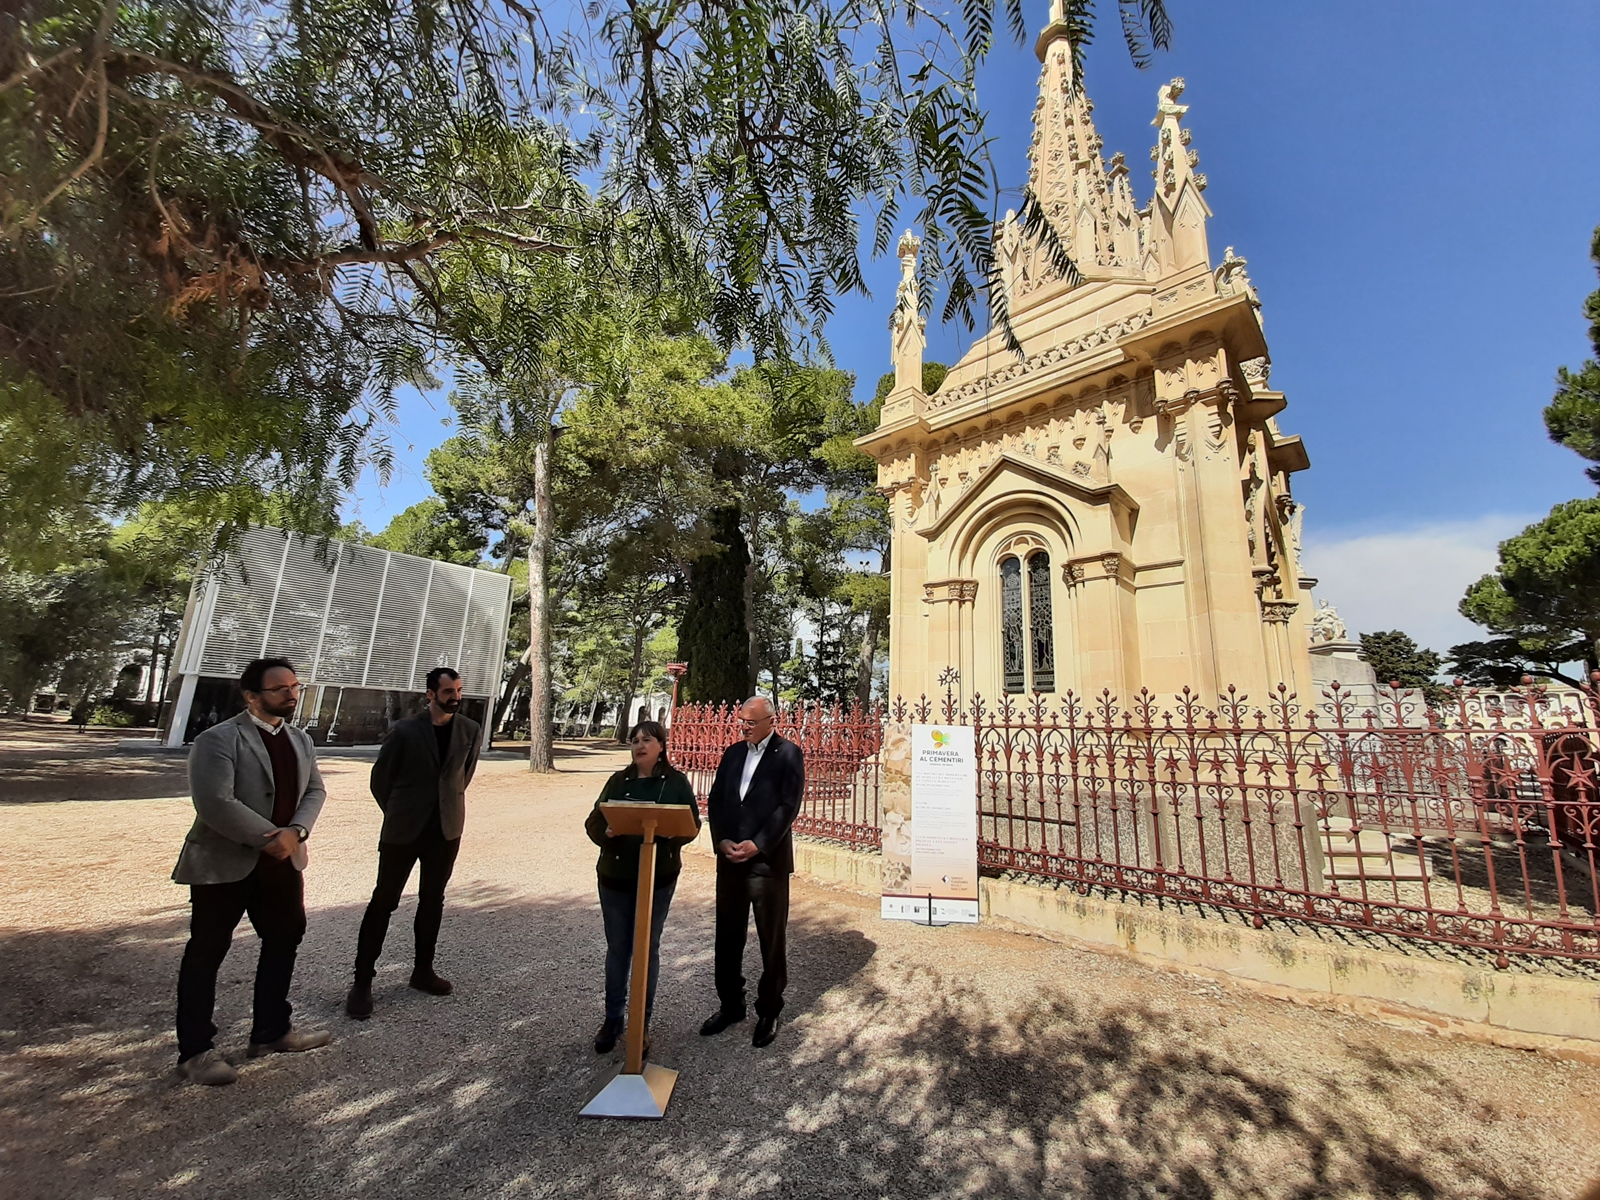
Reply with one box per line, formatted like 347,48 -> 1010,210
738,715 -> 773,726
258,683 -> 302,695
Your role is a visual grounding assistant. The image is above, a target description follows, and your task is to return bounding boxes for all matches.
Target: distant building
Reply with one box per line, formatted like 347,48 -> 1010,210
161,527 -> 513,748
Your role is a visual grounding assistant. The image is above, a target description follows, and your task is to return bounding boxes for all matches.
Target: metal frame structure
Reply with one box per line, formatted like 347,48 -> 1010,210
164,527 -> 513,750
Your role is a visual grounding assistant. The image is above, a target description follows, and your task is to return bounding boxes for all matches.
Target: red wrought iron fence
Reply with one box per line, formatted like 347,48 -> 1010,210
670,677 -> 1600,963
670,699 -> 886,851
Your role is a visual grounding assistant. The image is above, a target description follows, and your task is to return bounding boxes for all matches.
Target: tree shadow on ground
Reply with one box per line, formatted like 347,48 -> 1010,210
0,743 -> 191,804
0,886 -> 1572,1200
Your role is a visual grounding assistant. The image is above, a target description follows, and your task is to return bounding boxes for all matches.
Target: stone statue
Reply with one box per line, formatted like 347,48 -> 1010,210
1310,599 -> 1347,645
1215,245 -> 1262,324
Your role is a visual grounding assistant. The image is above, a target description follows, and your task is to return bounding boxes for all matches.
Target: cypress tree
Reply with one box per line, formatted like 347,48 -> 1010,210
678,506 -> 751,705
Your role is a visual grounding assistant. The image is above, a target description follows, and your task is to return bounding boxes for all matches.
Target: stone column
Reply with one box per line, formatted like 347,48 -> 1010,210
1154,344 -> 1273,700
1259,600 -> 1299,692
1066,553 -> 1137,699
923,578 -> 978,710
884,479 -> 929,703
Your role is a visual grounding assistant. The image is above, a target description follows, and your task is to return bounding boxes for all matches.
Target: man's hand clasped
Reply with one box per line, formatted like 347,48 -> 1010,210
262,827 -> 301,860
718,838 -> 760,864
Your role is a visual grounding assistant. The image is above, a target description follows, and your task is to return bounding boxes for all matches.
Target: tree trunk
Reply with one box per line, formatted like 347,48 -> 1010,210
144,621 -> 162,703
816,603 -> 829,701
743,510 -> 759,698
527,423 -> 555,772
497,654 -> 531,733
153,626 -> 176,732
613,612 -> 652,741
854,612 -> 881,709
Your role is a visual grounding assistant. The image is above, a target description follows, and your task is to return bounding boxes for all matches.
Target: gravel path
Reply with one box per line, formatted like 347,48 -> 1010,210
3,738 -> 1599,1200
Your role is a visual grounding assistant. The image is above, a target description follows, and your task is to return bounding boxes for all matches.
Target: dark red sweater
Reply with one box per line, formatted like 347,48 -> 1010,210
256,724 -> 300,826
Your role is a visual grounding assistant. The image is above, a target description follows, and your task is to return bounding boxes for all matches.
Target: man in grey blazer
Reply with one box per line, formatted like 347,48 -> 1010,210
173,657 -> 331,1086
346,666 -> 482,1018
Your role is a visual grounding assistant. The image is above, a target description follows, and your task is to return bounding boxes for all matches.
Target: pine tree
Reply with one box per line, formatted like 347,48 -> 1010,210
678,507 -> 751,705
1359,630 -> 1447,710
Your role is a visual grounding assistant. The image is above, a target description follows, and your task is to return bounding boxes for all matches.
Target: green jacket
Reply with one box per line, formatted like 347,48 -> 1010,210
585,766 -> 701,891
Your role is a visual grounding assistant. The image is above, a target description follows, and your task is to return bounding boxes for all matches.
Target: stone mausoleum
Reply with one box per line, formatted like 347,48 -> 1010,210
857,6 -> 1315,708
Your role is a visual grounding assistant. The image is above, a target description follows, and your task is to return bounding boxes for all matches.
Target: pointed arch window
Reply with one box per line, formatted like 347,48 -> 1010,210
999,549 -> 1056,694
1000,557 -> 1026,694
1028,552 -> 1055,692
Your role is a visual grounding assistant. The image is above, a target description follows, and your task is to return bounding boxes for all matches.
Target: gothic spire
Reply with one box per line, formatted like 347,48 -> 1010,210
1146,77 -> 1213,273
1026,6 -> 1114,270
890,230 -> 925,393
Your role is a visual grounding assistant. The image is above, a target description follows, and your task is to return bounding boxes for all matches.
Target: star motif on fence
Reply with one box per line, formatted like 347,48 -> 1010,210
1555,754 -> 1597,798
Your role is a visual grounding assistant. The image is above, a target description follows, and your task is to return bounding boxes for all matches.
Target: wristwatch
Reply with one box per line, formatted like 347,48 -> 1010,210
291,824 -> 309,843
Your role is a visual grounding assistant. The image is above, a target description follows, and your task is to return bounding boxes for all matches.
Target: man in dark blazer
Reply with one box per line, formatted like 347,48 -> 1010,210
700,695 -> 805,1047
346,666 -> 482,1018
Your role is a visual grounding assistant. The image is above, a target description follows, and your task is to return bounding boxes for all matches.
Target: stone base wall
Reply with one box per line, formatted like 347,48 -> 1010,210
690,830 -> 1600,1054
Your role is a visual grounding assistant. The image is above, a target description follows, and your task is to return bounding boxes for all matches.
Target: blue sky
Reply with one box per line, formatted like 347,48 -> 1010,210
347,0 -> 1600,653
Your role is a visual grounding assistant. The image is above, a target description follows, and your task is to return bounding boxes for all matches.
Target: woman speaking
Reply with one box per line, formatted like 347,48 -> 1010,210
583,720 -> 700,1055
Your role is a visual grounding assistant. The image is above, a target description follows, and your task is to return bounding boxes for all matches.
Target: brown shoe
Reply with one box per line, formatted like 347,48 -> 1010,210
247,1028 -> 331,1058
178,1049 -> 237,1086
409,968 -> 453,996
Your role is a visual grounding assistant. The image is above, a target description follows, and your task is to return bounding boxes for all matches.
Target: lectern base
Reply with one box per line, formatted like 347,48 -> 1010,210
579,1063 -> 679,1119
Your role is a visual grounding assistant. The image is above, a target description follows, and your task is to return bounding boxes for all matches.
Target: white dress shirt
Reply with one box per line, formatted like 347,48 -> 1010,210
249,711 -> 286,736
738,731 -> 775,801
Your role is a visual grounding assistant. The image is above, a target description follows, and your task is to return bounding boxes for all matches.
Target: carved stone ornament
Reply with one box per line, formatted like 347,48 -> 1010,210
1260,599 -> 1298,625
1061,562 -> 1086,588
924,579 -> 979,605
1100,553 -> 1123,578
931,307 -> 1154,411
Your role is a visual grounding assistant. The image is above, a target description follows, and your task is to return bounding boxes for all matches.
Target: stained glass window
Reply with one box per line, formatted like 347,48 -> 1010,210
1000,556 -> 1025,693
1028,552 -> 1055,692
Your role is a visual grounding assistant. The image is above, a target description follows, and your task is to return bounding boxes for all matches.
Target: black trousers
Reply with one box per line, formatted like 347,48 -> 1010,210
353,811 -> 461,985
714,868 -> 790,1019
175,853 -> 305,1062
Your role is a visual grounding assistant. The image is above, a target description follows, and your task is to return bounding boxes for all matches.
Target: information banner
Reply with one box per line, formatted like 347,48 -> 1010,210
881,723 -> 979,924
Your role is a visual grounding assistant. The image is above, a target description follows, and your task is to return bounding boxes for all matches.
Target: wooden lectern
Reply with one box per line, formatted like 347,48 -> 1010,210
579,799 -> 700,1120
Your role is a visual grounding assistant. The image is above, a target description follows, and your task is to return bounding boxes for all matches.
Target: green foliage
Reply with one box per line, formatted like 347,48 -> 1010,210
873,363 -> 950,405
678,507 -> 751,706
1544,365 -> 1600,486
0,495 -> 214,713
1541,224 -> 1600,484
5,0 -> 1174,565
88,705 -> 136,728
366,499 -> 485,566
1454,498 -> 1600,685
1461,225 -> 1600,686
0,558 -> 135,710
599,1 -> 1172,352
1357,630 -> 1447,710
0,0 -> 593,559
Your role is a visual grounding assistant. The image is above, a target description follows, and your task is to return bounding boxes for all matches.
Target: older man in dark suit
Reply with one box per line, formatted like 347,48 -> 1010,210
700,695 -> 805,1048
173,657 -> 330,1086
346,666 -> 482,1018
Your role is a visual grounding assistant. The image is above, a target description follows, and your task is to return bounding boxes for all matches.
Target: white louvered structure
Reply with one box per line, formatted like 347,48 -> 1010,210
163,527 -> 513,747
